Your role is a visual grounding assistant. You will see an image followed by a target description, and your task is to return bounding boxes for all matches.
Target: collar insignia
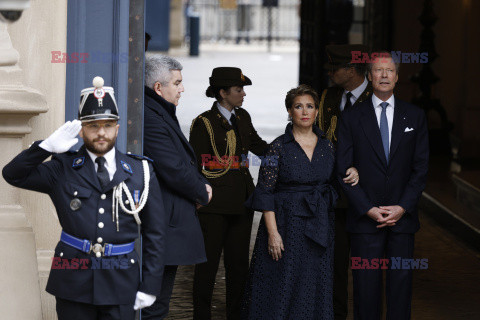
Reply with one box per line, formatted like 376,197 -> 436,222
121,161 -> 133,174
72,157 -> 85,168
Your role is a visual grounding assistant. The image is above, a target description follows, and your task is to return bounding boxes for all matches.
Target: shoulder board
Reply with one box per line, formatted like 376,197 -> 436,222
126,153 -> 154,163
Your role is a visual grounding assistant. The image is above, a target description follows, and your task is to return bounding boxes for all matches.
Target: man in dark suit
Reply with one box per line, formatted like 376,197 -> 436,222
336,53 -> 429,320
142,55 -> 212,320
318,44 -> 373,320
2,77 -> 166,320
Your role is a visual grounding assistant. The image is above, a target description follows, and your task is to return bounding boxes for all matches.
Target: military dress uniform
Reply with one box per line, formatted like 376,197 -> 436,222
2,78 -> 166,320
189,67 -> 268,320
320,44 -> 373,320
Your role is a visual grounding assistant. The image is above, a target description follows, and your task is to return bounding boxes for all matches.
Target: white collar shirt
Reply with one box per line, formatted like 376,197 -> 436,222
340,77 -> 369,111
217,102 -> 236,125
86,147 -> 116,180
372,93 -> 395,148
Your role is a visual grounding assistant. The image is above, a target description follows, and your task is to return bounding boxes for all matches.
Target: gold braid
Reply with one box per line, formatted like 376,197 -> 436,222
326,116 -> 337,142
190,116 -> 236,179
317,89 -> 328,131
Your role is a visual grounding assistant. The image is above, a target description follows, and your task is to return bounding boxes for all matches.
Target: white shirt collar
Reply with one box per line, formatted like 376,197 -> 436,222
346,77 -> 368,101
217,102 -> 236,124
372,93 -> 395,109
86,147 -> 116,180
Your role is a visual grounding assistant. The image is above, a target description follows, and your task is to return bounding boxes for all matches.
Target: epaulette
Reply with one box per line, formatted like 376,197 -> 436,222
126,153 -> 154,162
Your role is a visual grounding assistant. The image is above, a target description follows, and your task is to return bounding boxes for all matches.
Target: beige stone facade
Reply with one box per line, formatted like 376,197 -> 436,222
0,1 -> 67,319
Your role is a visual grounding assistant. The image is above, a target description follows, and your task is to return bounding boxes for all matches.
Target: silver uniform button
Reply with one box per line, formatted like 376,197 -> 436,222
60,252 -> 63,257
99,208 -> 105,214
130,259 -> 135,264
125,200 -> 130,205
74,191 -> 78,196
97,237 -> 103,243
98,222 -> 104,228
101,194 -> 106,200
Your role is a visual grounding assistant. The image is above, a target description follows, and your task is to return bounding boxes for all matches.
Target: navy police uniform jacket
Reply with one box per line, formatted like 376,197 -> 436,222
144,86 -> 207,265
2,142 -> 167,305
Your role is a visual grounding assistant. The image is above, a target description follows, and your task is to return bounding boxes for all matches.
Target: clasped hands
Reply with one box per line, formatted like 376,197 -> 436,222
367,205 -> 406,228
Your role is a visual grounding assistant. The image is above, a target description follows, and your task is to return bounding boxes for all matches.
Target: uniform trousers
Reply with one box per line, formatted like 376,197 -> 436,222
193,212 -> 253,320
56,297 -> 134,320
333,207 -> 350,320
350,230 -> 415,320
141,265 -> 178,319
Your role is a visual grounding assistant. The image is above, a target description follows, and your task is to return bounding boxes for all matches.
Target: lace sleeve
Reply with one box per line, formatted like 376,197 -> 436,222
245,138 -> 282,211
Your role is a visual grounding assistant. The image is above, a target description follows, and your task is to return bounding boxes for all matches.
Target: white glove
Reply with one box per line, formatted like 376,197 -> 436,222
39,120 -> 82,153
133,291 -> 156,310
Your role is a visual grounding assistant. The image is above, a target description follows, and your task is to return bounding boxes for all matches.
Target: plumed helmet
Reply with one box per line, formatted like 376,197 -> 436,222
78,76 -> 119,122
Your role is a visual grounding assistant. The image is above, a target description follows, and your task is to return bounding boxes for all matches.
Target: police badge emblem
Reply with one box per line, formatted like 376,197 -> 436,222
72,157 -> 85,168
121,161 -> 133,174
70,198 -> 82,211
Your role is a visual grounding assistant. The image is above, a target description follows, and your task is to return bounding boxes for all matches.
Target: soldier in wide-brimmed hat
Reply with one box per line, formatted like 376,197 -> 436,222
190,67 -> 267,319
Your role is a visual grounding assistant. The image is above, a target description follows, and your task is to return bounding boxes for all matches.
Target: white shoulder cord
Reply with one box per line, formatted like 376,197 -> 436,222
111,160 -> 150,231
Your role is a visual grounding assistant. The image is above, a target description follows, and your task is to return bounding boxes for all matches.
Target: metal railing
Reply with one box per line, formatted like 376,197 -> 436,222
188,0 -> 300,44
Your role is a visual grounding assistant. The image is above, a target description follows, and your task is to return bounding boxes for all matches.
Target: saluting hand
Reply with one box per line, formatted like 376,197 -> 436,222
39,120 -> 82,153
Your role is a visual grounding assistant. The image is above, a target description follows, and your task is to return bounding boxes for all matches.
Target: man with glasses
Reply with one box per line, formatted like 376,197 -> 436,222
336,53 -> 429,319
2,77 -> 167,320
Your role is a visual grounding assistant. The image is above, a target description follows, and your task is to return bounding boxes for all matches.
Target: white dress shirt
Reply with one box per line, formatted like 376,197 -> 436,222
340,77 -> 369,111
217,102 -> 236,125
86,147 -> 116,180
372,94 -> 395,149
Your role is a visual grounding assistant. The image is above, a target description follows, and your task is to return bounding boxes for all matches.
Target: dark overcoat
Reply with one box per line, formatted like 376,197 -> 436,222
143,86 -> 208,265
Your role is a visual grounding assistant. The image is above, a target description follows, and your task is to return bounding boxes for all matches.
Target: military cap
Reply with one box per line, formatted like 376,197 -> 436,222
209,67 -> 252,87
78,76 -> 119,122
324,44 -> 369,70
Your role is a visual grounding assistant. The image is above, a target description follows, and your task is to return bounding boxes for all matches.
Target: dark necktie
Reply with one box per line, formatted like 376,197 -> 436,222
380,102 -> 390,163
344,92 -> 353,110
230,114 -> 239,135
95,157 -> 110,189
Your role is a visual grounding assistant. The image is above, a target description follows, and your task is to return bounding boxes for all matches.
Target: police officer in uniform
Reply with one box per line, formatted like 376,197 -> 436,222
189,67 -> 268,320
2,77 -> 167,320
318,44 -> 372,320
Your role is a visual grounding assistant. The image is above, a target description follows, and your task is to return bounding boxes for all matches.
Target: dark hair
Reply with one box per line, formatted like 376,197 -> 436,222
367,50 -> 400,74
285,84 -> 320,110
206,86 -> 231,101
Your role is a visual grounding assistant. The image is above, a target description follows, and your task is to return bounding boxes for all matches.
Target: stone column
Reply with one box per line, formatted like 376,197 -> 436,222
170,0 -> 184,48
0,20 -> 47,320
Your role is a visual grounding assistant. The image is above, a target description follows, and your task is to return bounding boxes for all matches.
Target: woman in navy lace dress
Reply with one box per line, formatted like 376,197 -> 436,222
242,85 -> 338,319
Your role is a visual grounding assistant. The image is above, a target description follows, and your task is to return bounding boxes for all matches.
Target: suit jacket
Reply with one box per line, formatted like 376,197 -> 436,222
143,86 -> 207,265
189,103 -> 268,215
336,96 -> 429,233
2,142 -> 166,305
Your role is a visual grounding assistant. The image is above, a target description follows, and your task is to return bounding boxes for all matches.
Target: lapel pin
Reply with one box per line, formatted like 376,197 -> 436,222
121,161 -> 133,174
72,157 -> 85,168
